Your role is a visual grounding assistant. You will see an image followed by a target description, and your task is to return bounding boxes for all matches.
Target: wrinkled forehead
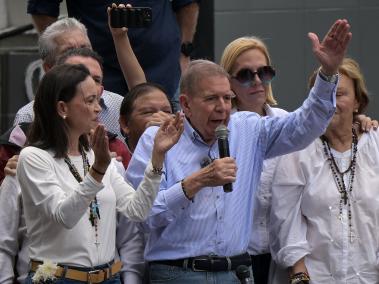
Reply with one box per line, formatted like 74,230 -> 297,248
194,75 -> 233,97
55,29 -> 91,53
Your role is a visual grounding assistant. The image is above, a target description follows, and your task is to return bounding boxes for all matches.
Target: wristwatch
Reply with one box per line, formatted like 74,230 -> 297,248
319,69 -> 338,84
181,42 -> 194,57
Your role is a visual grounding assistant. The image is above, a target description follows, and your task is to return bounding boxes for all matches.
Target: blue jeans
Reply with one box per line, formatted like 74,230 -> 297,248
25,271 -> 121,284
149,264 -> 254,284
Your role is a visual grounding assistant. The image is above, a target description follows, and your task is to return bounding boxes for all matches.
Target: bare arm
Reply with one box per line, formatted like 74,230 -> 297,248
108,4 -> 146,90
175,2 -> 199,73
31,14 -> 57,34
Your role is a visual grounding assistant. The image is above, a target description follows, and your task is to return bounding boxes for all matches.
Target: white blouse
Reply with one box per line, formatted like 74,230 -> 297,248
17,146 -> 161,267
270,130 -> 379,283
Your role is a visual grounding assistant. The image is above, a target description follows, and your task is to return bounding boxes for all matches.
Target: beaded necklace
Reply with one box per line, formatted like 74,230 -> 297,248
64,147 -> 101,247
321,128 -> 358,242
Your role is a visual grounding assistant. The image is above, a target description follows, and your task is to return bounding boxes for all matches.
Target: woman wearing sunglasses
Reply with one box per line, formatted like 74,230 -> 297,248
220,36 -> 286,284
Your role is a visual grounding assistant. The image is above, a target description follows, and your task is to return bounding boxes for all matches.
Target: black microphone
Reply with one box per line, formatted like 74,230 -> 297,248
215,124 -> 233,193
236,265 -> 253,284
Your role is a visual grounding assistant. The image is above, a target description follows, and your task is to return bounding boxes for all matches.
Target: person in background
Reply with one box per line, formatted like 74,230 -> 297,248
0,123 -> 30,185
270,58 -> 379,284
18,63 -> 183,283
13,17 -> 144,140
27,0 -> 199,110
125,19 -> 351,283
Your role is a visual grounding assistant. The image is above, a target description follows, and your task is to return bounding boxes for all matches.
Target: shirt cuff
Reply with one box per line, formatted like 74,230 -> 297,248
312,73 -> 338,104
162,182 -> 191,212
81,173 -> 104,200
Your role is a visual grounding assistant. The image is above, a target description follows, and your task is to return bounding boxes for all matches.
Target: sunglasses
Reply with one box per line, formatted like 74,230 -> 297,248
232,65 -> 276,87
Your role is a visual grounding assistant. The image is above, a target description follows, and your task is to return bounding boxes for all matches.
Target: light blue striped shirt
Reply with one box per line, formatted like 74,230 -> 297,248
126,75 -> 337,261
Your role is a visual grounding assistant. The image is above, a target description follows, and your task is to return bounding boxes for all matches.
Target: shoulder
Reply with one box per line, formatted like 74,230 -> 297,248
267,106 -> 288,117
19,146 -> 53,164
102,90 -> 123,102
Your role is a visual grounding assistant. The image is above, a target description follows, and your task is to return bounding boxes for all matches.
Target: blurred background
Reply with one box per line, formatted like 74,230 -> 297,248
1,0 -> 378,133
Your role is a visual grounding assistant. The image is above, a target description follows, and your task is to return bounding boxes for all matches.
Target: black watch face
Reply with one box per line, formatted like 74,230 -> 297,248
181,42 -> 194,56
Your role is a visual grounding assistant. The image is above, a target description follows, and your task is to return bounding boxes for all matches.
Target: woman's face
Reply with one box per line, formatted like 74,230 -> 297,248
63,76 -> 102,135
330,73 -> 360,127
230,48 -> 270,112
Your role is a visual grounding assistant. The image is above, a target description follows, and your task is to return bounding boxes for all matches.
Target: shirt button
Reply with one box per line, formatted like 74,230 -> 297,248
329,206 -> 332,210
216,195 -> 220,199
219,216 -> 222,220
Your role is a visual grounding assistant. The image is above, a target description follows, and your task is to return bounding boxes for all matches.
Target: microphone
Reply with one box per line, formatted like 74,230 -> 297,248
236,265 -> 253,284
215,124 -> 233,193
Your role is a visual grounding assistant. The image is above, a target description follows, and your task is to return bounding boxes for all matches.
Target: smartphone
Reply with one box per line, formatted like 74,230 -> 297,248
110,6 -> 152,28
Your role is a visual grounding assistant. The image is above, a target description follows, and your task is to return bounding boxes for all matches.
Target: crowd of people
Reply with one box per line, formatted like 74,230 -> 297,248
0,2 -> 377,284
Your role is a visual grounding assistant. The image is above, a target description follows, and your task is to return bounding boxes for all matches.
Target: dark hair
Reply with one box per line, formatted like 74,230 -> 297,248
56,47 -> 104,72
28,64 -> 91,158
120,82 -> 172,122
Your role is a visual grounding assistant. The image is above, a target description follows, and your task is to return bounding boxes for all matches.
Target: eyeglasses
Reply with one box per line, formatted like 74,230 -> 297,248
232,65 -> 276,87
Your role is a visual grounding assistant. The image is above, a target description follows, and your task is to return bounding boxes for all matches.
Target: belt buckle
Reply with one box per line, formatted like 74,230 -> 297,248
191,257 -> 210,272
87,269 -> 102,284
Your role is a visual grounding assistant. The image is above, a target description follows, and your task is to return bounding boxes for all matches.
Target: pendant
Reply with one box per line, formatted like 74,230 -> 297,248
342,191 -> 348,205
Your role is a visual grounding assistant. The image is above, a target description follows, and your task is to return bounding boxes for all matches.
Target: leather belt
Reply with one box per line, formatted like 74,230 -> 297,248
30,260 -> 122,283
150,252 -> 251,272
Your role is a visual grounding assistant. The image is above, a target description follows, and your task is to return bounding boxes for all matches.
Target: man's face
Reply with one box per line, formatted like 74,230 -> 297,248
64,56 -> 104,96
55,29 -> 91,56
181,75 -> 233,144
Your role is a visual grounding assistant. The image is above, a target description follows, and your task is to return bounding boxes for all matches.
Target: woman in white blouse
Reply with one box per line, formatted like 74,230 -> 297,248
17,64 -> 183,283
270,58 -> 378,283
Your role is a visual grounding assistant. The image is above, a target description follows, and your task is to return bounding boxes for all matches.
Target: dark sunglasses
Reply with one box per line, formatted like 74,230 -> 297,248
232,65 -> 276,87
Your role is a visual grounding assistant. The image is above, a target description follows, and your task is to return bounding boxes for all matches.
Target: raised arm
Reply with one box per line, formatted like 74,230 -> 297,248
27,0 -> 60,34
107,4 -> 146,90
175,1 -> 199,72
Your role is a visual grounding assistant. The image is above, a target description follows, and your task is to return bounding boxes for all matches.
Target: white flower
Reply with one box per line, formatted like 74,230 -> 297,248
32,260 -> 58,283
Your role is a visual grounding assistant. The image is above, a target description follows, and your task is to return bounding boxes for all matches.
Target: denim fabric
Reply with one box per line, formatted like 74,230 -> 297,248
149,264 -> 254,284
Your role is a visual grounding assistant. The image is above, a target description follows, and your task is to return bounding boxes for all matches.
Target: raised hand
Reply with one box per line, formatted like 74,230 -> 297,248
107,3 -> 130,37
153,113 -> 184,155
90,124 -> 111,173
308,19 -> 352,75
145,111 -> 174,128
151,113 -> 184,170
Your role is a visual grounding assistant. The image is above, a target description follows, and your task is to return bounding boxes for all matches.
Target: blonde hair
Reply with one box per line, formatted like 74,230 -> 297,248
220,36 -> 277,106
308,58 -> 369,114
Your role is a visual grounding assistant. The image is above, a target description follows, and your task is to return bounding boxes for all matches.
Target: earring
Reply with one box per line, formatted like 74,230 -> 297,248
354,109 -> 358,113
63,115 -> 67,119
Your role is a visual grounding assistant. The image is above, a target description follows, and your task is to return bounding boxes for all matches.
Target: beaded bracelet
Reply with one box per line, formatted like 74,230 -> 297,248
181,179 -> 194,202
91,165 -> 106,175
151,166 -> 163,175
290,272 -> 310,284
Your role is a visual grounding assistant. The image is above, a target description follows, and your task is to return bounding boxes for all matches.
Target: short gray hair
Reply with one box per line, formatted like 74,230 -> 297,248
180,59 -> 230,96
38,18 -> 91,67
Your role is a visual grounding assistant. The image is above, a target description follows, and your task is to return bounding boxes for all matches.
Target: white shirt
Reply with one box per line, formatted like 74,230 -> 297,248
17,146 -> 161,267
270,130 -> 379,283
248,105 -> 288,255
0,176 -> 29,283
